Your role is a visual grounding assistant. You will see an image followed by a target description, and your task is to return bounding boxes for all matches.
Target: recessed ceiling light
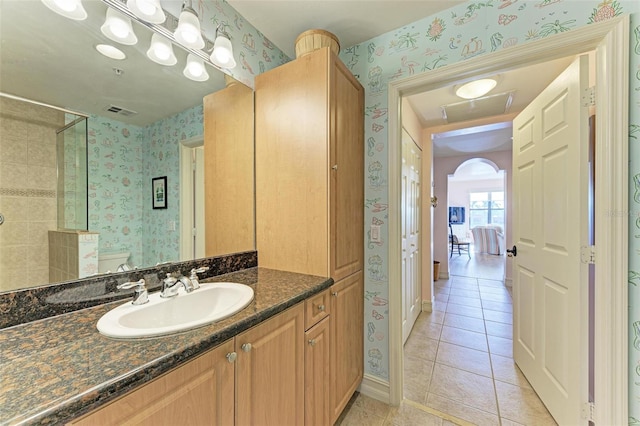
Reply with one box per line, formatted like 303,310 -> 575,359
455,78 -> 498,100
96,44 -> 126,60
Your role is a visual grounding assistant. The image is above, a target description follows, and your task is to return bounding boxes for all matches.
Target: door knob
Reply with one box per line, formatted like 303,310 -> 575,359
507,245 -> 517,257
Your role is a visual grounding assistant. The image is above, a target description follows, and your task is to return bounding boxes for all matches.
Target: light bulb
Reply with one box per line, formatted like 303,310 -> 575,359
135,0 -> 155,15
146,33 -> 176,66
155,45 -> 170,60
41,0 -> 87,20
126,0 -> 165,24
210,34 -> 236,69
181,25 -> 198,43
214,48 -> 230,63
174,9 -> 204,49
188,62 -> 203,77
54,0 -> 76,12
101,8 -> 137,45
183,54 -> 209,81
110,20 -> 129,39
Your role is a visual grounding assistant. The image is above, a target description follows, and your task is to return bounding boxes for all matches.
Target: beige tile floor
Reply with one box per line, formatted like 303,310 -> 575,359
337,252 -> 557,426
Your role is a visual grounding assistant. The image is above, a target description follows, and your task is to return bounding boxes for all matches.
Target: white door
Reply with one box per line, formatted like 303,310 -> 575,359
402,130 -> 422,344
512,55 -> 589,425
179,143 -> 205,260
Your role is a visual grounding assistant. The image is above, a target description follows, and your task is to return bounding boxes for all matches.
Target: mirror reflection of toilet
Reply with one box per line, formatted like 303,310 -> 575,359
98,252 -> 131,273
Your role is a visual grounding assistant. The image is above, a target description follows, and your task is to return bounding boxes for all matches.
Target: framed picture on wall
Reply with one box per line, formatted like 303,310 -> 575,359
152,176 -> 167,209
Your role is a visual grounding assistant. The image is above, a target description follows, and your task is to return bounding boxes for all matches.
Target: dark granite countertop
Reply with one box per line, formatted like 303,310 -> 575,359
0,267 -> 332,426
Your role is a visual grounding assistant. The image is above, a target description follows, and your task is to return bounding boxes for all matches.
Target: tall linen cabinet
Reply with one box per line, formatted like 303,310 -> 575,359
255,47 -> 364,424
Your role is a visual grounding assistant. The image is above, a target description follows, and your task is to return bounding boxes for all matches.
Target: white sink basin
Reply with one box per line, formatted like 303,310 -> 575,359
97,282 -> 254,339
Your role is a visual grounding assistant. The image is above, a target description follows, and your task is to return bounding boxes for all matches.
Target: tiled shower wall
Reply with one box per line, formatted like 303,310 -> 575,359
0,97 -> 63,291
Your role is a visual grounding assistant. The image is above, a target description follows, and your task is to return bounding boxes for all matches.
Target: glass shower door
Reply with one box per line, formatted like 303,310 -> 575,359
56,115 -> 88,230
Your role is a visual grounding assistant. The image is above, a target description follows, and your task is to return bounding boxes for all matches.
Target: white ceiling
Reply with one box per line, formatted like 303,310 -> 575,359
226,0 -> 578,158
227,0 -> 466,59
0,0 -> 225,127
2,0 -> 577,143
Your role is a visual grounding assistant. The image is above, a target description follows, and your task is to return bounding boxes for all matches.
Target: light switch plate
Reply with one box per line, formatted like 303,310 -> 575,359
370,225 -> 381,243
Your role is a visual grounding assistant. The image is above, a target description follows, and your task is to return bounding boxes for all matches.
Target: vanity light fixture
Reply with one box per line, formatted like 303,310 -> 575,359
96,44 -> 126,60
126,0 -> 165,24
147,33 -> 177,66
101,7 -> 138,45
210,27 -> 236,69
174,1 -> 205,49
455,78 -> 498,100
41,0 -> 87,20
183,54 -> 209,82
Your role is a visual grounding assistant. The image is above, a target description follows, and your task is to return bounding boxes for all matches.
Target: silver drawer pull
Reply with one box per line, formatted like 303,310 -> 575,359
241,343 -> 252,352
308,339 -> 316,346
317,304 -> 325,312
226,352 -> 237,363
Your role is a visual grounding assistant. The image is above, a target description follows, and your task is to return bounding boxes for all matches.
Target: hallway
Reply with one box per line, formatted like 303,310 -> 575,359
337,252 -> 558,425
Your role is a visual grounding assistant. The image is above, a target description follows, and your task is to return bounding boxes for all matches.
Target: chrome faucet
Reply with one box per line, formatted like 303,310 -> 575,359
189,266 -> 209,290
160,273 -> 195,298
117,279 -> 148,305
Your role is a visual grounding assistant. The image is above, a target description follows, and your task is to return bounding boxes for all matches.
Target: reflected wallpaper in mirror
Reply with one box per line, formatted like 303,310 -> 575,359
0,0 -> 263,293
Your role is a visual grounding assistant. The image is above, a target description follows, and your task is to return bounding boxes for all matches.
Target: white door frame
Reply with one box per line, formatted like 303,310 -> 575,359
386,16 -> 628,425
179,135 -> 204,261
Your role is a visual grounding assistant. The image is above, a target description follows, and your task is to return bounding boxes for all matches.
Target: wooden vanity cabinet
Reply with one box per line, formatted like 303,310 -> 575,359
255,46 -> 365,425
235,303 -> 305,425
305,316 -> 331,426
203,79 -> 255,257
69,339 -> 235,426
330,271 -> 364,423
255,46 -> 364,282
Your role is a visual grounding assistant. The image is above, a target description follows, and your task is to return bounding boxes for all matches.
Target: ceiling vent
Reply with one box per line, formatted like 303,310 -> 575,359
105,105 -> 138,117
441,91 -> 515,124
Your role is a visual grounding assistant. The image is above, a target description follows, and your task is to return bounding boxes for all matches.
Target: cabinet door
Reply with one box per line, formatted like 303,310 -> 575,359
255,50 -> 330,278
203,82 -> 255,257
69,340 -> 235,426
236,303 -> 305,425
330,271 -> 364,423
305,317 -> 331,426
329,55 -> 364,282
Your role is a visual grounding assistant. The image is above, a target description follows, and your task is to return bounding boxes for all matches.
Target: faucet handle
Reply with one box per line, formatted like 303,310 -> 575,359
163,272 -> 177,285
117,279 -> 148,305
189,267 -> 209,290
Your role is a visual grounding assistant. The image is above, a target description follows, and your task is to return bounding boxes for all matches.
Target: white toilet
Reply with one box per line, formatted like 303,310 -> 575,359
98,251 -> 131,273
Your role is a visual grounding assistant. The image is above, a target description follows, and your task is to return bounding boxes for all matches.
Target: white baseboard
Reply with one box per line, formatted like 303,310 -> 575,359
438,272 -> 449,280
358,374 -> 390,405
504,277 -> 512,287
421,300 -> 433,312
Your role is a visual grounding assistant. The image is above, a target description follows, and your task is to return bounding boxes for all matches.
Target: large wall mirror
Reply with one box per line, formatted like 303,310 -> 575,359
0,0 -> 255,293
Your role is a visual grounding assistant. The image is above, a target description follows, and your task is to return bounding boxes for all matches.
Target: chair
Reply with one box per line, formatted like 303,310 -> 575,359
471,226 -> 504,255
450,233 -> 470,258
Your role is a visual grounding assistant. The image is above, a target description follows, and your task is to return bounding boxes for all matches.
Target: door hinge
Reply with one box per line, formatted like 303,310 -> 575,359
582,86 -> 595,107
581,245 -> 595,264
582,401 -> 596,422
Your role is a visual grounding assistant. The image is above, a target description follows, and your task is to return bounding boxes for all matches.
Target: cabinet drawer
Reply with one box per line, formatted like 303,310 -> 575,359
305,289 -> 330,330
